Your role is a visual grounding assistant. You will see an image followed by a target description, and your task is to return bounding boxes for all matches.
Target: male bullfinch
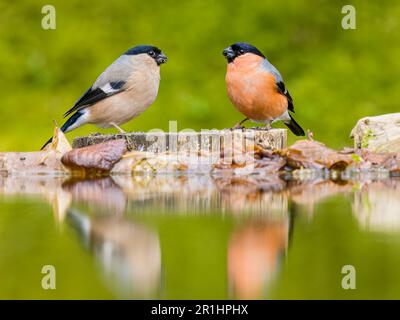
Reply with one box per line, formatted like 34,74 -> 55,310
42,45 -> 168,149
222,42 -> 305,136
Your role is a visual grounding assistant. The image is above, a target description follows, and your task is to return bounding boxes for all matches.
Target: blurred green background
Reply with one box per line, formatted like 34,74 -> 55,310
0,0 -> 399,151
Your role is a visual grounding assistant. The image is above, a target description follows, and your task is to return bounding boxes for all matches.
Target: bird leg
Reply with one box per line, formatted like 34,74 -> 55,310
109,122 -> 126,134
264,122 -> 272,130
109,122 -> 134,150
233,118 -> 249,129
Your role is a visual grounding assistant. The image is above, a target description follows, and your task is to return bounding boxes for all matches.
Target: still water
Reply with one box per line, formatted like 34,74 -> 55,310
0,173 -> 400,299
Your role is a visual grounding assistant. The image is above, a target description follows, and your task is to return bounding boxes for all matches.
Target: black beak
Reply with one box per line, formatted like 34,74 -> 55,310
223,47 -> 235,62
156,52 -> 168,65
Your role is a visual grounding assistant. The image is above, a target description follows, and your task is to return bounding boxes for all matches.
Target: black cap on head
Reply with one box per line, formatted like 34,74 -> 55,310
222,42 -> 265,63
124,45 -> 167,65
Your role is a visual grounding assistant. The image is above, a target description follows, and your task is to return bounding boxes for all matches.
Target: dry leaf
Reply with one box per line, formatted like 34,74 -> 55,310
278,140 -> 354,170
42,126 -> 72,155
61,139 -> 127,171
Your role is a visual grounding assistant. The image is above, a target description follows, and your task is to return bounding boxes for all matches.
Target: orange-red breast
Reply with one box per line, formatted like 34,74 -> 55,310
223,42 -> 305,136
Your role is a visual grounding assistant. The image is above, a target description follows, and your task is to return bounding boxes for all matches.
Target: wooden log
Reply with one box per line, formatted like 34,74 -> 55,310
72,128 -> 287,152
350,113 -> 400,152
72,128 -> 287,174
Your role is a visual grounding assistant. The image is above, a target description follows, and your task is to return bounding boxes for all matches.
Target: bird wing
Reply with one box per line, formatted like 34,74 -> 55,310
276,81 -> 294,113
64,55 -> 132,117
261,59 -> 294,113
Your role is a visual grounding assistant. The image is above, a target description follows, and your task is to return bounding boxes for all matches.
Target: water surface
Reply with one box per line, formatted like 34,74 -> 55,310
1,174 -> 399,299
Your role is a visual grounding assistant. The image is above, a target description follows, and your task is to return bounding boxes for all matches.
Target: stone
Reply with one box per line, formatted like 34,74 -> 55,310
350,113 -> 400,152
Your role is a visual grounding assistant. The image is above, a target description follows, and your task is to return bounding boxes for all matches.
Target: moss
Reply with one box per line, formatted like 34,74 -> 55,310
351,154 -> 362,163
361,129 -> 374,149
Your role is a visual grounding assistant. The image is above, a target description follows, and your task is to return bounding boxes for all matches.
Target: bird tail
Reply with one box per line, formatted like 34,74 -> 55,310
41,111 -> 84,150
284,114 -> 305,136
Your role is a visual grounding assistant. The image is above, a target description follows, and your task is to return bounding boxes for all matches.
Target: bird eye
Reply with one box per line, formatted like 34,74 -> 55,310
239,49 -> 245,54
149,50 -> 155,57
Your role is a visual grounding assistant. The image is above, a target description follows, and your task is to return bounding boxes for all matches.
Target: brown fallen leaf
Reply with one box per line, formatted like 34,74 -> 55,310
61,139 -> 127,171
277,140 -> 354,170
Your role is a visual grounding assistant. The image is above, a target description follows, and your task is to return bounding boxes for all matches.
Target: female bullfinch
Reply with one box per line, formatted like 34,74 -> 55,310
42,45 -> 167,149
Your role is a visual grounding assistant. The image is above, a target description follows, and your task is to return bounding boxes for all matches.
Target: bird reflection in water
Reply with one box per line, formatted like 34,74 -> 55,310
1,174 -> 399,299
228,220 -> 289,299
214,174 -> 290,299
64,177 -> 162,299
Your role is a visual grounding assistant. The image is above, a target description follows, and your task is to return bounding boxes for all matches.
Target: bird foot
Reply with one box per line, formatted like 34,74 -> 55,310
124,137 -> 134,151
232,124 -> 245,130
264,124 -> 272,131
109,122 -> 133,149
250,126 -> 270,131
